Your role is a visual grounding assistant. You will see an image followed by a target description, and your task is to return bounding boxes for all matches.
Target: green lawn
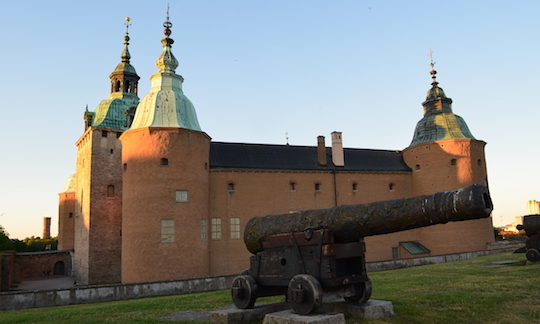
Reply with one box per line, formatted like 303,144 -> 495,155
1,252 -> 538,323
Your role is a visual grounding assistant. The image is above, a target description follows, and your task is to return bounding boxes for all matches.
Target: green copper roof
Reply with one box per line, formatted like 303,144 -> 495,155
129,18 -> 201,131
88,27 -> 140,130
409,71 -> 475,147
63,174 -> 76,193
92,93 -> 139,130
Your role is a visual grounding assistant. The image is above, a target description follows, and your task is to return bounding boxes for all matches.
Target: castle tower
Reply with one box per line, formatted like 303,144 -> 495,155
120,13 -> 210,283
58,175 -> 76,250
402,65 -> 494,253
43,217 -> 51,239
72,18 -> 140,284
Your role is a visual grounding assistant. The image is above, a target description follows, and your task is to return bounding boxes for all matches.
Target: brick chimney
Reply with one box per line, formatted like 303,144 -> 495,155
43,217 -> 51,239
331,131 -> 344,167
317,136 -> 327,166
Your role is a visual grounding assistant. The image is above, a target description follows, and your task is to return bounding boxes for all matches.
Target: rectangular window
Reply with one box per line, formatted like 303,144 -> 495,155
289,182 -> 296,192
161,219 -> 175,243
392,246 -> 400,260
315,183 -> 321,192
211,218 -> 222,240
107,185 -> 115,197
200,219 -> 208,241
102,130 -> 108,138
175,190 -> 188,202
230,218 -> 240,240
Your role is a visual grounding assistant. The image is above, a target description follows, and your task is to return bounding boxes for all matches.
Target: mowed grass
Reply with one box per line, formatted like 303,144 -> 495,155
1,252 -> 538,324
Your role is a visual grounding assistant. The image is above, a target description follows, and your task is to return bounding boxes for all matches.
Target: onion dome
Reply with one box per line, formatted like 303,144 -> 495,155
129,11 -> 201,131
90,17 -> 140,130
409,67 -> 475,147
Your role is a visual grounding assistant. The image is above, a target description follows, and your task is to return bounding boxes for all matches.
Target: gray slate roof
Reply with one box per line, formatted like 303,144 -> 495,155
209,142 -> 411,172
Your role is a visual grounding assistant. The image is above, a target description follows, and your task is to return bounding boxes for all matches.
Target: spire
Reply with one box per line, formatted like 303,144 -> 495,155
121,17 -> 132,63
408,53 -> 475,147
155,5 -> 179,73
129,7 -> 202,131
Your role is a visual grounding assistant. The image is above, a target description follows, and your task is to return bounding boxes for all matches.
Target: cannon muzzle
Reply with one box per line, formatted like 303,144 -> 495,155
243,184 -> 492,254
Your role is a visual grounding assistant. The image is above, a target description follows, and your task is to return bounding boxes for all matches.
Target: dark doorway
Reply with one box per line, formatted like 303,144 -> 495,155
53,261 -> 65,276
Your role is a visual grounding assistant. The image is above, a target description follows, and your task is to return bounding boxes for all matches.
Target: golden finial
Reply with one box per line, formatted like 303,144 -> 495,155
164,4 -> 173,37
428,50 -> 438,85
124,17 -> 132,34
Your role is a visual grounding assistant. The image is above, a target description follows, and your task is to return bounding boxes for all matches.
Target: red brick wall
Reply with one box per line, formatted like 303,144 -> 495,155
13,251 -> 71,281
58,192 -> 76,250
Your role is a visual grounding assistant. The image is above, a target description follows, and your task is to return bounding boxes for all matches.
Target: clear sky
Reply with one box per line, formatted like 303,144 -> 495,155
0,0 -> 538,239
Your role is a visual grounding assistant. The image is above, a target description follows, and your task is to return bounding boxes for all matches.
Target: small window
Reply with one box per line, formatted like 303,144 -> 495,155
116,132 -> 121,138
200,219 -> 208,241
450,158 -> 457,166
110,149 -> 114,154
123,163 -> 127,171
227,183 -> 235,193
160,158 -> 169,166
102,130 -> 108,138
415,164 -> 421,170
107,185 -> 115,197
477,159 -> 482,166
68,212 -> 73,219
161,219 -> 175,243
399,241 -> 430,255
175,190 -> 188,203
230,218 -> 240,240
392,246 -> 400,260
315,183 -> 321,192
352,183 -> 358,193
289,182 -> 296,192
211,218 -> 222,240
389,183 -> 395,191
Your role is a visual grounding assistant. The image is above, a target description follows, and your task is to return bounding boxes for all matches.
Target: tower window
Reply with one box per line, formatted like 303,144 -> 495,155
289,182 -> 296,192
200,219 -> 208,241
107,185 -> 115,197
389,183 -> 395,191
227,183 -> 235,193
211,218 -> 222,240
123,163 -> 127,171
161,219 -> 175,243
160,158 -> 169,166
415,164 -> 421,170
116,132 -> 121,138
230,218 -> 240,240
110,149 -> 114,154
450,159 -> 457,166
352,183 -> 358,193
102,130 -> 108,138
68,213 -> 73,219
114,80 -> 121,92
315,183 -> 321,192
477,159 -> 482,166
175,190 -> 188,203
125,80 -> 130,93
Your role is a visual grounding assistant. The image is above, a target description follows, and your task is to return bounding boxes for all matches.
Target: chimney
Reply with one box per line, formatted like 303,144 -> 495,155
317,136 -> 327,166
43,217 -> 51,239
331,131 -> 344,167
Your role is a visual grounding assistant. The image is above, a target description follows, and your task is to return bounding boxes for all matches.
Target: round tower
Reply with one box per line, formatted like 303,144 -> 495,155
120,14 -> 210,283
402,66 -> 494,253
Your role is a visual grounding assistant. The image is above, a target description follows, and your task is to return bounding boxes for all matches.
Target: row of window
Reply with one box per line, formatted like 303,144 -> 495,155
414,158 -> 483,170
227,182 -> 395,193
160,218 -> 241,243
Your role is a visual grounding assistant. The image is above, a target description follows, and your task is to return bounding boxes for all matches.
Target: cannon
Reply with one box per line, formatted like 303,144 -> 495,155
231,184 -> 493,314
516,214 -> 540,262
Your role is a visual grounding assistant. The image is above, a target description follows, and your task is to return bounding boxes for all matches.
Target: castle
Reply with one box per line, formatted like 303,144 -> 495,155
58,17 -> 494,285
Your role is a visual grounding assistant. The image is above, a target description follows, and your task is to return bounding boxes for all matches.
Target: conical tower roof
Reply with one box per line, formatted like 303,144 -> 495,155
408,67 -> 475,147
129,13 -> 201,131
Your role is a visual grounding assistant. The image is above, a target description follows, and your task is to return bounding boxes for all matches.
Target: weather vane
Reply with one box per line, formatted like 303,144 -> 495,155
124,17 -> 132,34
285,131 -> 289,145
163,4 -> 173,36
428,49 -> 438,84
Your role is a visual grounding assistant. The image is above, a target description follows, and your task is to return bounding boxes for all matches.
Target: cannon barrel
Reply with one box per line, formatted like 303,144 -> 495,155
519,214 -> 540,236
244,184 -> 493,254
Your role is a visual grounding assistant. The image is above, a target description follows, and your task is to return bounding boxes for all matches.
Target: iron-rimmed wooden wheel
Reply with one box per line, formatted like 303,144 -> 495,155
344,279 -> 372,304
287,274 -> 323,315
231,275 -> 258,309
526,248 -> 540,262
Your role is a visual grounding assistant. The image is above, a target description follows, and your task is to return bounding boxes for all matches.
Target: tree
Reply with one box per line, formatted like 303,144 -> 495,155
0,225 -> 14,251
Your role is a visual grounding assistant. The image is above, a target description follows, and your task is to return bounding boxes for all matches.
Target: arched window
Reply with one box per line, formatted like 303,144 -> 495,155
125,80 -> 130,93
53,261 -> 65,275
114,80 -> 121,92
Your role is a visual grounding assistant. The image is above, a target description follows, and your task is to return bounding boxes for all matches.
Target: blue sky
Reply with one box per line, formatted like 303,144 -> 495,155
0,0 -> 538,238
